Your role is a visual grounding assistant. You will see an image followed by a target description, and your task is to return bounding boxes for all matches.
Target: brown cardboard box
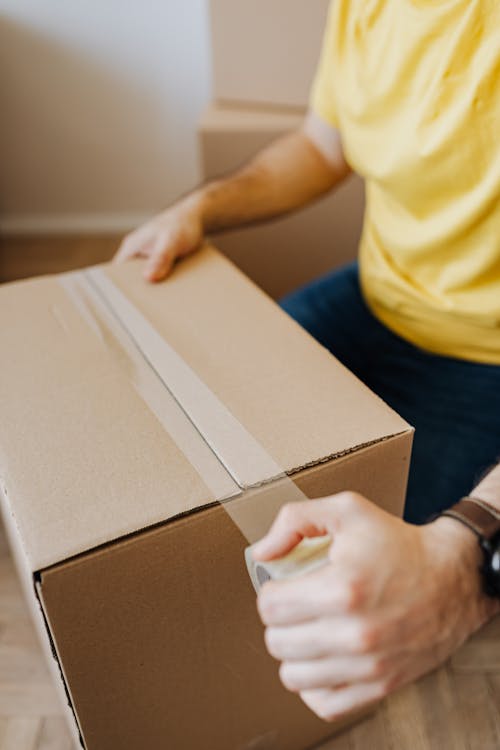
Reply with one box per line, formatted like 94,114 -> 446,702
209,0 -> 330,108
198,104 -> 364,300
0,246 -> 413,750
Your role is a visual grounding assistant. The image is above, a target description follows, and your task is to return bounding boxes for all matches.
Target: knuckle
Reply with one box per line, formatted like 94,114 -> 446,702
336,491 -> 360,512
117,239 -> 134,256
277,503 -> 298,525
337,577 -> 367,613
355,624 -> 380,654
368,656 -> 390,680
389,612 -> 407,640
153,240 -> 169,259
348,579 -> 366,611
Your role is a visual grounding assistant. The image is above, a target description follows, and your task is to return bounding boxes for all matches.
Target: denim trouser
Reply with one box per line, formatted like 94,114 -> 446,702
281,263 -> 500,524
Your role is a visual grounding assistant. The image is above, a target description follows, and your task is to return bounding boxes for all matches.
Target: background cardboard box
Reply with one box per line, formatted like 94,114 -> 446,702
0,247 -> 412,749
209,0 -> 331,108
199,104 -> 364,299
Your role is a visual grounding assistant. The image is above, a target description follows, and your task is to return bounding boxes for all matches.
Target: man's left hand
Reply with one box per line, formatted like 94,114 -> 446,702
253,493 -> 500,722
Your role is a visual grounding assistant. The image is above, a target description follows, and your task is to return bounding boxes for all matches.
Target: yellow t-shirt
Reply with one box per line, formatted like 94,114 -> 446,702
311,0 -> 500,364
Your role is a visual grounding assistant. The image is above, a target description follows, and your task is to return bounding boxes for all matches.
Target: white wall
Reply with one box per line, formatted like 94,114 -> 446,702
0,0 -> 211,232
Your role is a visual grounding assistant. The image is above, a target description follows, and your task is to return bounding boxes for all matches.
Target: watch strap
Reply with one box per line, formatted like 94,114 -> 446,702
442,496 -> 500,541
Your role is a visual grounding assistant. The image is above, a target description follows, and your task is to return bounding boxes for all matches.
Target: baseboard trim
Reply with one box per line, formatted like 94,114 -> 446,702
0,213 -> 153,235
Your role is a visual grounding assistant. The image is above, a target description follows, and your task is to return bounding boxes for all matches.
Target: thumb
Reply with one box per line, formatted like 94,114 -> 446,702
252,494 -> 359,562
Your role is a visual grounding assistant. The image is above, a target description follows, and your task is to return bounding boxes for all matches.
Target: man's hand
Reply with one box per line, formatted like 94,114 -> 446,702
254,493 -> 500,722
114,196 -> 204,283
113,113 -> 349,283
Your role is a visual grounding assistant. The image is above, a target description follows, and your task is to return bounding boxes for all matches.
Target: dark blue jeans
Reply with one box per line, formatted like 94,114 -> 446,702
281,263 -> 500,524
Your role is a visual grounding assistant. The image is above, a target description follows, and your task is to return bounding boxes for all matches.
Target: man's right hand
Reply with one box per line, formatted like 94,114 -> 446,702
114,196 -> 205,283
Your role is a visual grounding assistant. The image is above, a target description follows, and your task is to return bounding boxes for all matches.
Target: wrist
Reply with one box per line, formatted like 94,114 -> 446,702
429,515 -> 482,567
169,190 -> 207,231
425,516 -> 500,624
186,185 -> 218,233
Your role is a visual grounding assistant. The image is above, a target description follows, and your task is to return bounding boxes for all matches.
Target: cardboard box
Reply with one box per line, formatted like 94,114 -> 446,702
0,246 -> 413,749
198,104 -> 364,299
209,0 -> 330,108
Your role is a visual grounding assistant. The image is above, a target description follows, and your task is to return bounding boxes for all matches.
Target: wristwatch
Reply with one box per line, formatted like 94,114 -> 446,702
440,496 -> 500,598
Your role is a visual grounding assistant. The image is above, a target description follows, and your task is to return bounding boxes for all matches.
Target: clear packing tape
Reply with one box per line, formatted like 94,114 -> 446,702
59,267 -> 332,592
245,535 -> 332,591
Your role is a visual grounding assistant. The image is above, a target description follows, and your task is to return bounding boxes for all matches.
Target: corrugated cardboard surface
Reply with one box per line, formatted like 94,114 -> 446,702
0,273 -> 218,571
209,0 -> 330,108
0,248 -> 406,572
0,246 -> 413,749
38,434 -> 412,750
198,104 -> 364,299
105,250 -> 407,466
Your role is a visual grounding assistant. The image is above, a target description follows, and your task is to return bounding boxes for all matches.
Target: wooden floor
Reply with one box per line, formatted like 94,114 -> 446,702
1,236 -> 500,749
0,523 -> 74,749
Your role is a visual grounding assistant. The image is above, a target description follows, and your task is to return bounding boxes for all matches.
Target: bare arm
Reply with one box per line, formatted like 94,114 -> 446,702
115,112 -> 351,282
197,111 -> 351,233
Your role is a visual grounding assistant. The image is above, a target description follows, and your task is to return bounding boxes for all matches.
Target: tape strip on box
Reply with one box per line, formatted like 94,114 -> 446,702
58,268 -> 331,590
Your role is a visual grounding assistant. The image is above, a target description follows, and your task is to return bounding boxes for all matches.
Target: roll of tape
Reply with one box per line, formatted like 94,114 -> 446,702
245,535 -> 332,592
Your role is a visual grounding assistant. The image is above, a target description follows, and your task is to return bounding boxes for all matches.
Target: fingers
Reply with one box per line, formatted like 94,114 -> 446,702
264,616 -> 383,660
279,654 -> 392,692
252,493 -> 365,562
258,563 -> 368,626
116,228 -> 176,283
300,682 -> 386,723
114,224 -> 176,283
143,236 -> 176,283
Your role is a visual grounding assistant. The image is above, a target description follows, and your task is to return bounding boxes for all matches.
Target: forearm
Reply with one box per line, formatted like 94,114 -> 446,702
190,123 -> 350,235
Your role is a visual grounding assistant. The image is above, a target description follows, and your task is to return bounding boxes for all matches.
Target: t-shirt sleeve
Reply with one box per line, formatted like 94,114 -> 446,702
309,1 -> 339,127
